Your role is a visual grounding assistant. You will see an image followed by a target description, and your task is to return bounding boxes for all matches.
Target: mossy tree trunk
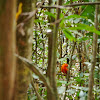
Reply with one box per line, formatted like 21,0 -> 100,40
14,0 -> 33,100
0,0 -> 16,100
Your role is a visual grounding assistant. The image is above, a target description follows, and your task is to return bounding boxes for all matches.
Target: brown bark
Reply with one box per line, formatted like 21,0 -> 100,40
0,0 -> 16,100
47,0 -> 62,100
41,2 -> 100,9
14,0 -> 33,100
88,2 -> 99,100
46,0 -> 54,99
50,0 -> 62,100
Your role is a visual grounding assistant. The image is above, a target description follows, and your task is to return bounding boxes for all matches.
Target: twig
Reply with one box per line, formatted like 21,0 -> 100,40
17,0 -> 45,29
41,2 -> 100,9
31,79 -> 43,100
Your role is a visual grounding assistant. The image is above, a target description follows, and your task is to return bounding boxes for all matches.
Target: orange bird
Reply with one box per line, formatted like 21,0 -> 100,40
61,64 -> 68,74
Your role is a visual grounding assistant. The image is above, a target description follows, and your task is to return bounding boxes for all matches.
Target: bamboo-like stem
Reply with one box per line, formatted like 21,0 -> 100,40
87,2 -> 99,100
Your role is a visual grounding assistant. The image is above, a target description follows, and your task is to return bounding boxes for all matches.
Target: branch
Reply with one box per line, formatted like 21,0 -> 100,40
41,2 -> 100,9
15,54 -> 54,96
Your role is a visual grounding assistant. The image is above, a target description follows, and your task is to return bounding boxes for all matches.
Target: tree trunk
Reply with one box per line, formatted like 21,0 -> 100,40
14,0 -> 33,100
46,0 -> 54,99
0,0 -> 16,100
50,0 -> 62,100
88,1 -> 99,100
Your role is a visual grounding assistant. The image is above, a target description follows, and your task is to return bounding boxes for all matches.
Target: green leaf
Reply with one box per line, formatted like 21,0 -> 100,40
58,57 -> 67,62
97,95 -> 100,99
64,14 -> 87,20
66,81 -> 75,86
66,95 -> 73,99
81,5 -> 95,21
66,89 -> 76,95
71,86 -> 89,91
61,14 -> 94,26
34,19 -> 46,24
30,96 -> 37,100
84,73 -> 89,76
70,30 -> 83,37
45,11 -> 55,18
79,72 -> 84,78
57,86 -> 66,94
68,23 -> 100,35
77,36 -> 91,43
57,80 -> 67,84
62,28 -> 76,41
